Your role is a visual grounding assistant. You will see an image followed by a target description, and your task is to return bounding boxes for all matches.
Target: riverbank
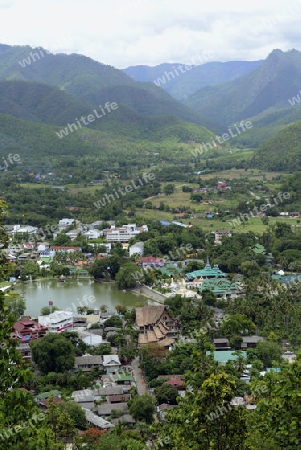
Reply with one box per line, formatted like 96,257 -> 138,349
132,284 -> 166,304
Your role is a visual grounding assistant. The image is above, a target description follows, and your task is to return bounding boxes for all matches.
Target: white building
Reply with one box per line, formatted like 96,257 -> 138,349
104,224 -> 148,242
59,218 -> 75,227
12,225 -> 38,235
38,310 -> 73,332
103,355 -> 121,375
84,229 -> 103,240
129,241 -> 144,257
214,229 -> 232,244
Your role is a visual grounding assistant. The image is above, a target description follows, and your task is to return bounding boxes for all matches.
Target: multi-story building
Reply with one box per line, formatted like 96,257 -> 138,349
38,310 -> 73,332
104,224 -> 148,242
12,319 -> 48,341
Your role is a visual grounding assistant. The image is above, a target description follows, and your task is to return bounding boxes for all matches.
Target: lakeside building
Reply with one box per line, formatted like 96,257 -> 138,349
38,310 -> 73,332
12,319 -> 48,341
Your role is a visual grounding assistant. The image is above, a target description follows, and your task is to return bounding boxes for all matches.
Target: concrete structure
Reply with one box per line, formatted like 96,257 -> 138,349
58,218 -> 75,229
214,229 -> 231,244
38,310 -> 73,332
129,241 -> 144,257
104,224 -> 148,242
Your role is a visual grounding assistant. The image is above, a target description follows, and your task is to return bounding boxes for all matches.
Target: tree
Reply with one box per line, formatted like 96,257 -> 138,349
58,400 -> 86,429
30,333 -> 75,374
40,306 -> 60,315
103,315 -> 123,328
22,260 -> 40,280
53,233 -> 72,246
255,341 -> 283,368
154,383 -> 178,405
5,295 -> 26,320
248,357 -> 301,449
220,314 -> 256,339
129,394 -> 156,424
163,184 -> 175,196
159,334 -> 248,449
90,256 -> 120,280
0,204 -> 62,449
116,262 -> 139,289
239,260 -> 260,278
115,304 -> 128,315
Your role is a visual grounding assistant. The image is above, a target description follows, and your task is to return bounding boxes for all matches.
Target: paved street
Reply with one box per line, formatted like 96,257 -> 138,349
131,357 -> 147,395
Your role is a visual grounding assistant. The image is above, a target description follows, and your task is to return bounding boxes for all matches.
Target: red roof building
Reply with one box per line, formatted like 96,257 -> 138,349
12,319 -> 48,341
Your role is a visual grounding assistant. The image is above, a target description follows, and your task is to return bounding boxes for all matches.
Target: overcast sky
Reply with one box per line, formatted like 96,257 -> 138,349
1,0 -> 300,68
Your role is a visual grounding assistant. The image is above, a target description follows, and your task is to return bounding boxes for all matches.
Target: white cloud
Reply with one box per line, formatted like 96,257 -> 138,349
0,0 -> 300,67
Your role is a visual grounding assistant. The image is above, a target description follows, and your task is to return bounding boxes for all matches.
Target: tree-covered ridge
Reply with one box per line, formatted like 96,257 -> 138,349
251,121 -> 301,171
0,45 -> 211,128
185,49 -> 301,123
124,60 -> 262,100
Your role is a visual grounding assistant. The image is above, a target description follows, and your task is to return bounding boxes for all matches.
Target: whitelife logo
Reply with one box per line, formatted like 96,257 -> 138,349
55,102 -> 118,139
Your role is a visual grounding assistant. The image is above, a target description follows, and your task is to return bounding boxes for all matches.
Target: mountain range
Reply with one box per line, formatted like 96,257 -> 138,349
124,60 -> 262,100
0,44 -> 301,172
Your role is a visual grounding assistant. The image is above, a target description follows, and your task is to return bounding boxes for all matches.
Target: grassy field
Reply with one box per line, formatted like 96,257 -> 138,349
136,208 -> 301,234
199,169 -> 285,181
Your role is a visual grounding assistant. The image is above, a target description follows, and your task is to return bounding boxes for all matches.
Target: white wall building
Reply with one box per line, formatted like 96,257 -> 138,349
104,224 -> 148,242
129,241 -> 144,257
38,310 -> 73,332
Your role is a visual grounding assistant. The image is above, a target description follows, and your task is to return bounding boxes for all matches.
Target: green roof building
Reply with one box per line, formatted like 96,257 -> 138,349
206,351 -> 247,364
186,259 -> 226,280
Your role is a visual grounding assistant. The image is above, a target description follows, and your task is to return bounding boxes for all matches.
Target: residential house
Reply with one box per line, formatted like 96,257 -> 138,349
114,375 -> 135,392
16,342 -> 32,364
97,403 -> 128,417
214,338 -> 231,350
241,335 -> 265,350
109,394 -> 131,403
72,389 -> 95,410
50,246 -> 81,253
137,256 -> 165,268
103,355 -> 121,375
111,414 -> 136,425
93,386 -> 124,402
74,355 -> 103,373
84,409 -> 114,429
58,218 -> 75,230
136,305 -> 180,347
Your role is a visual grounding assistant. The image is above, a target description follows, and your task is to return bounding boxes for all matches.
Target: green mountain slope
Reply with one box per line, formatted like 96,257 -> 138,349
185,49 -> 301,125
0,80 -> 93,125
124,60 -> 262,100
0,45 -> 212,129
251,121 -> 301,171
0,79 -> 214,144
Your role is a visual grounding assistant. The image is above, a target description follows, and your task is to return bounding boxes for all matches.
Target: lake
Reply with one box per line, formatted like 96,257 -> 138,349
15,279 -> 149,317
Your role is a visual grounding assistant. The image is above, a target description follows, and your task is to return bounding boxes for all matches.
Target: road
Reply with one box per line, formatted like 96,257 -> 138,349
131,357 -> 147,395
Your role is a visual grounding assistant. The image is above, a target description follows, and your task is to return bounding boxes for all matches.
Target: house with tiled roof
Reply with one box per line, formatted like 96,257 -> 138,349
136,305 -> 179,347
12,319 -> 48,341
